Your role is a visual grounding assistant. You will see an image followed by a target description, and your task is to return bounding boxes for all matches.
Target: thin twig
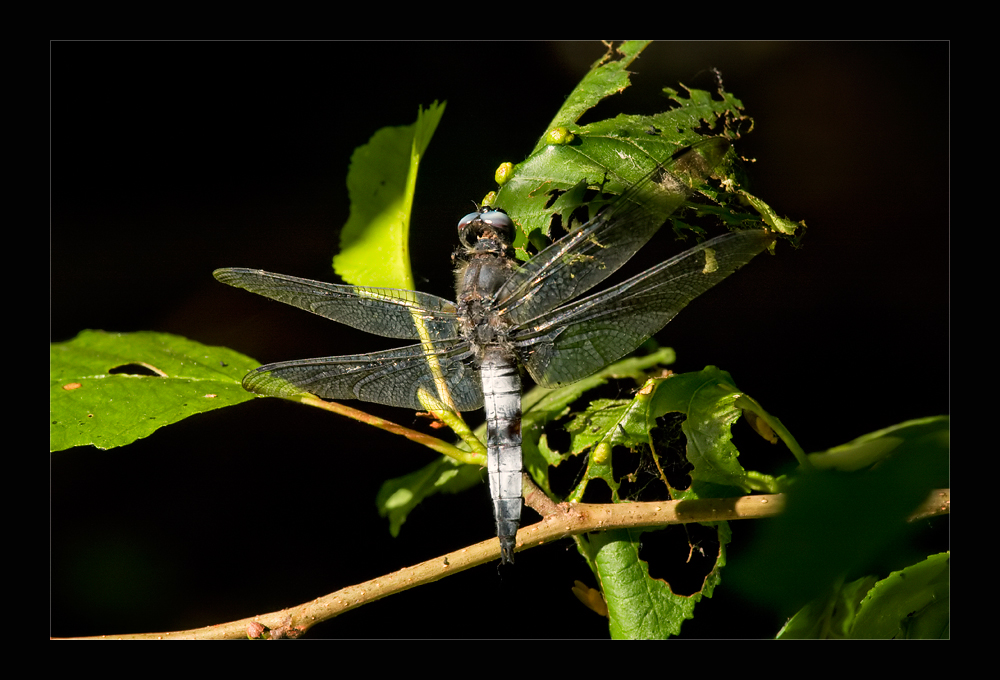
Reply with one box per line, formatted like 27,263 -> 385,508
56,488 -> 949,640
297,395 -> 484,466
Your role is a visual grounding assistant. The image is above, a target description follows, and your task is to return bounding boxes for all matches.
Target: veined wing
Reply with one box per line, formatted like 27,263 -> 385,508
513,230 -> 773,388
242,339 -> 484,412
496,137 -> 731,327
213,268 -> 460,341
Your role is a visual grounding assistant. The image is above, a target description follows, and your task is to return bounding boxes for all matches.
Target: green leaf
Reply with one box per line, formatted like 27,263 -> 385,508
590,521 -> 730,639
480,50 -> 802,260
650,368 -> 751,495
806,415 -> 949,472
555,365 -> 760,507
495,121 -> 786,261
850,552 -> 950,639
528,364 -> 787,637
737,190 -> 802,237
776,551 -> 950,639
726,416 -> 950,612
538,40 -> 650,144
522,347 -> 677,496
50,330 -> 260,452
775,575 -> 880,639
376,456 -> 482,537
333,101 -> 446,288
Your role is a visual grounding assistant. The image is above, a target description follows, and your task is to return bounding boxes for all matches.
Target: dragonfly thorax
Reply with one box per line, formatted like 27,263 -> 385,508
458,295 -> 511,346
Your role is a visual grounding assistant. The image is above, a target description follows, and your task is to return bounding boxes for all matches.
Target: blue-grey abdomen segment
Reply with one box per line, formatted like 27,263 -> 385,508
480,347 -> 523,564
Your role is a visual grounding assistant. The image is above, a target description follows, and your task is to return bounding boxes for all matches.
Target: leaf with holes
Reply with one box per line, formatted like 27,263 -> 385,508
50,330 -> 259,452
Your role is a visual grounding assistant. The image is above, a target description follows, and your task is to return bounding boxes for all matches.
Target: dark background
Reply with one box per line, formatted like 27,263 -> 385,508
51,41 -> 948,639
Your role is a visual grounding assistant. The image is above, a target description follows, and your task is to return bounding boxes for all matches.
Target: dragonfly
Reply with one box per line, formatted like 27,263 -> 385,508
214,137 -> 774,564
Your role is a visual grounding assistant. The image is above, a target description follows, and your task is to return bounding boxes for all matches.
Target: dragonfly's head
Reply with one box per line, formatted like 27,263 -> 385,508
457,208 -> 514,250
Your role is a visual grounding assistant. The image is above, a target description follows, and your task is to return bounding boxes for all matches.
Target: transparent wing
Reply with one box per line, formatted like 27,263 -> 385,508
242,339 -> 484,412
214,268 -> 460,341
513,230 -> 773,388
496,137 -> 731,327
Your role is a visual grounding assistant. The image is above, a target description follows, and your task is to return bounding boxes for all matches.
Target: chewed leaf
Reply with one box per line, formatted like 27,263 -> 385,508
50,330 -> 260,452
539,40 -> 650,143
490,86 -> 773,257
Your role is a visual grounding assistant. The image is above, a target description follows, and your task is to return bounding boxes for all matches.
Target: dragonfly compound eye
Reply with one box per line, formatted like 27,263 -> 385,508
478,210 -> 513,241
457,209 -> 514,246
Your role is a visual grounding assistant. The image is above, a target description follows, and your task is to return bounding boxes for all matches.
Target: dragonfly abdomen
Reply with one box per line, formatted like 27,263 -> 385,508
480,346 -> 523,564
